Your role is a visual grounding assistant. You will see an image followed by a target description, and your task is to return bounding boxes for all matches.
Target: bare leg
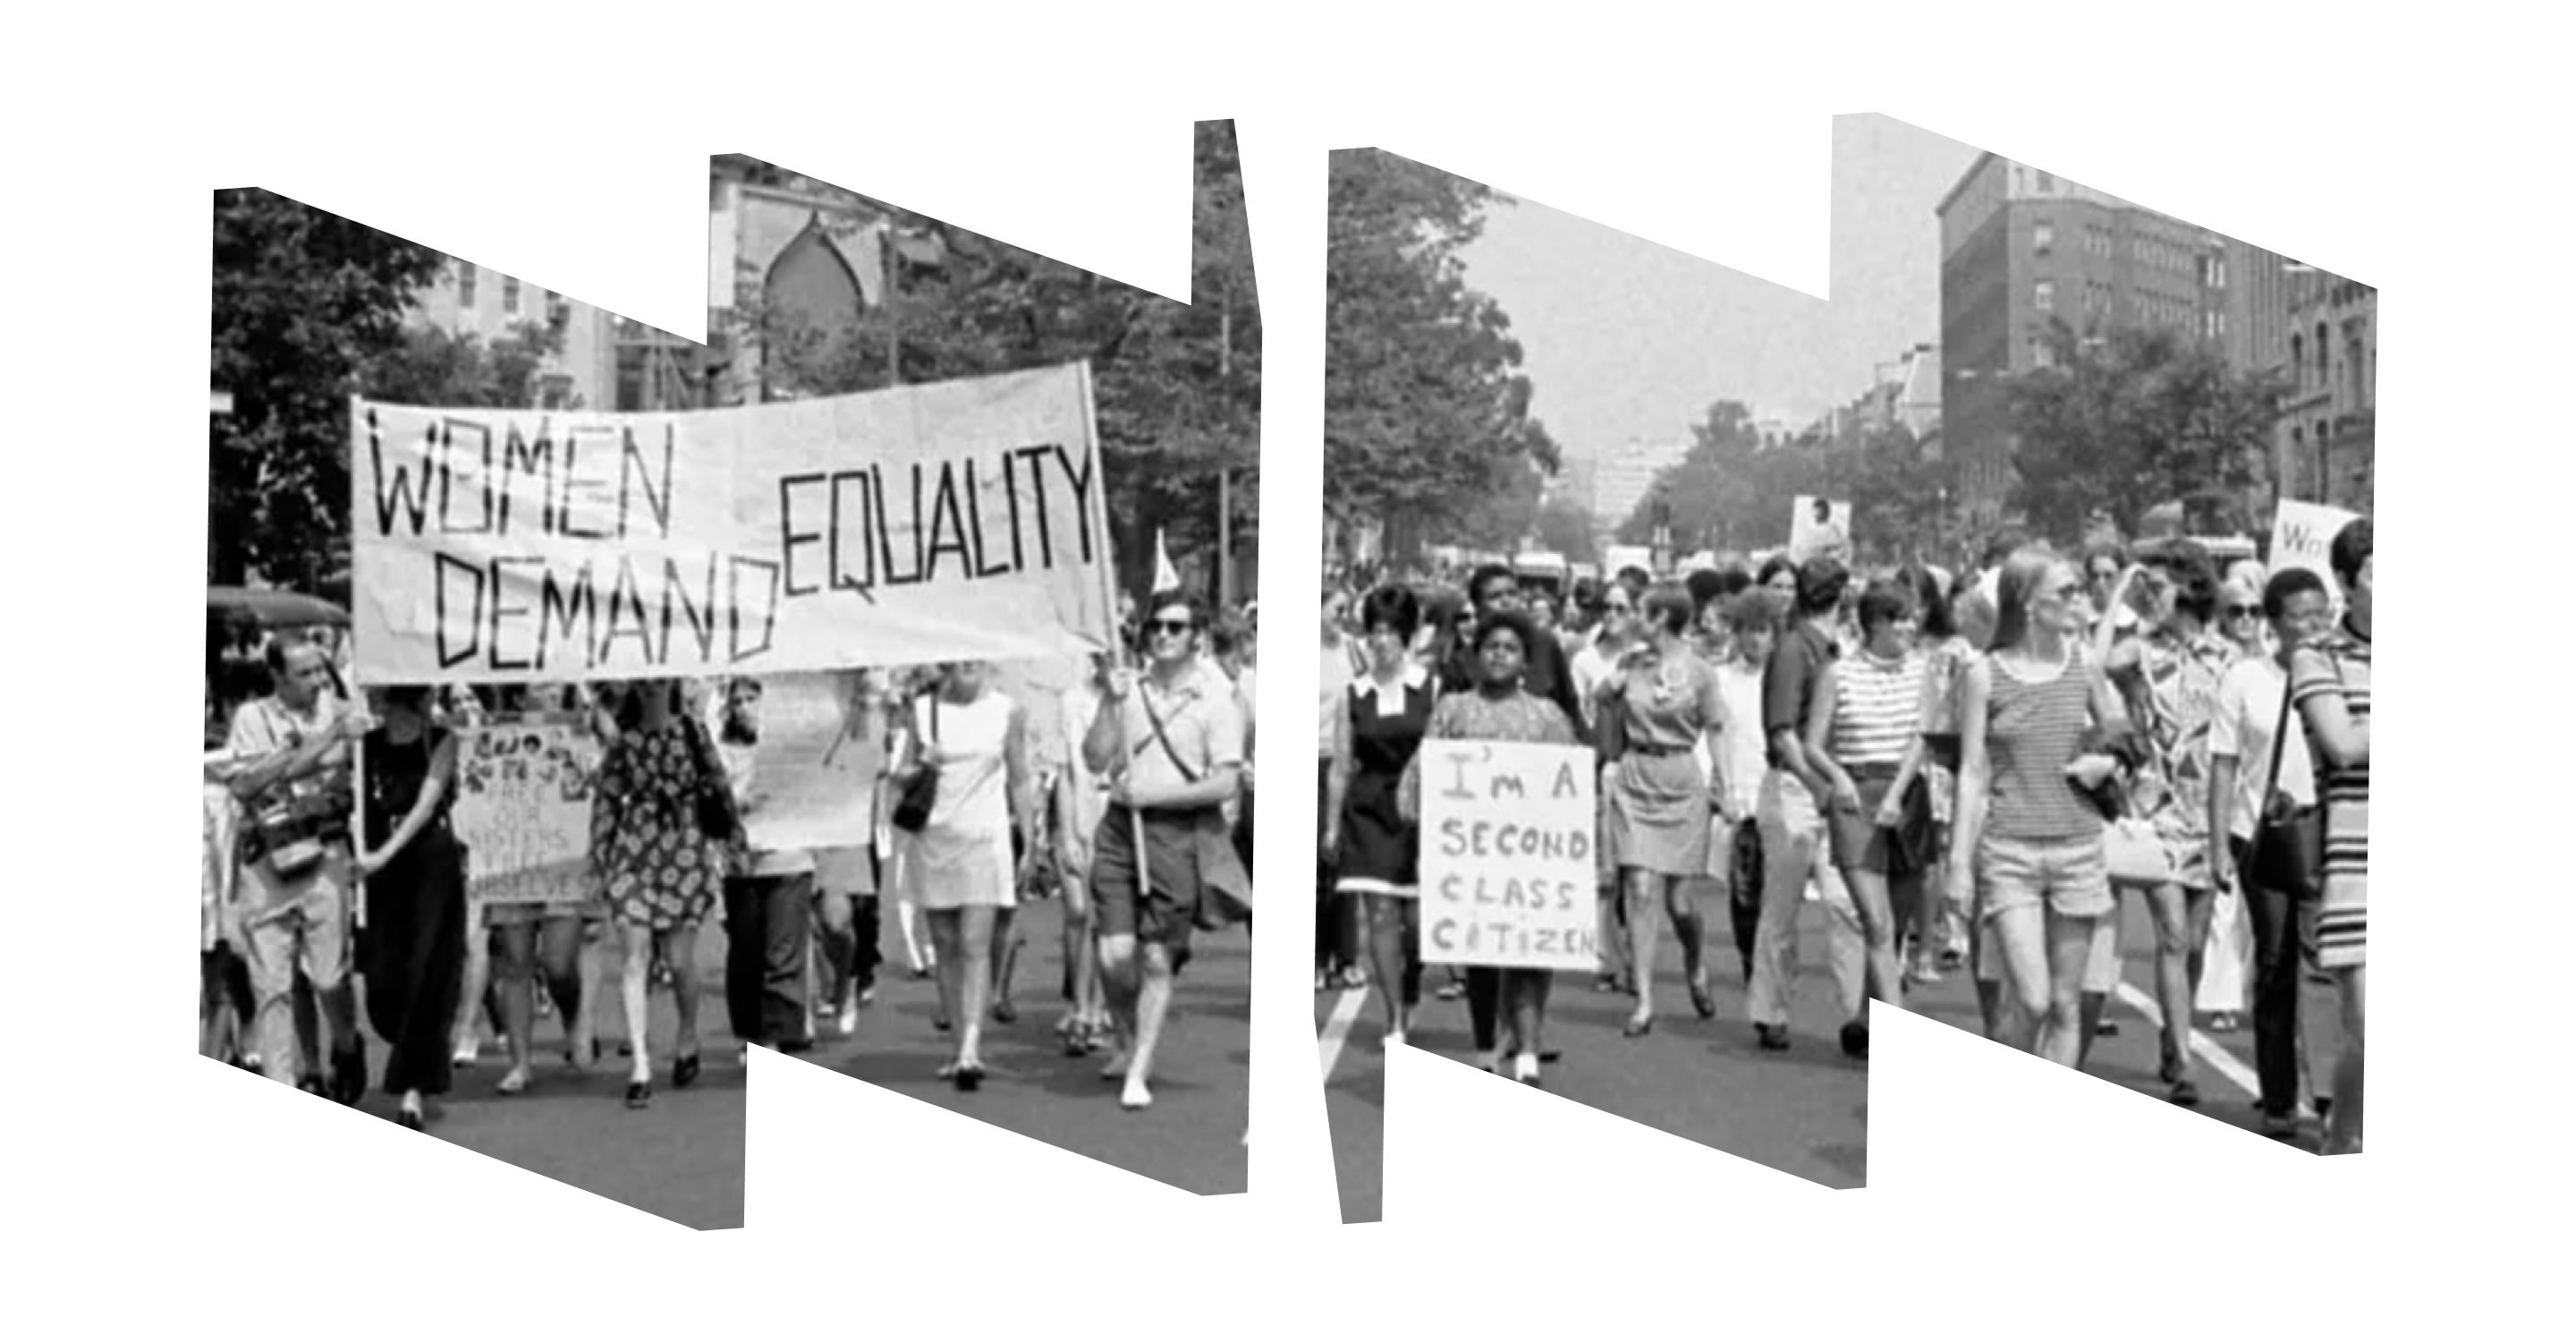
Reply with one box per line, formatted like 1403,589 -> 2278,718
2324,965 -> 2364,1154
1989,904 -> 2054,1055
989,905 -> 1021,1020
1363,892 -> 1409,1038
1097,932 -> 1140,1076
663,924 -> 703,1061
452,913 -> 492,1062
2038,910 -> 2097,1067
1124,941 -> 1177,1109
2146,881 -> 2196,1089
538,915 -> 589,1066
926,909 -> 963,1045
957,906 -> 996,1069
1621,867 -> 1659,1028
1842,866 -> 1902,1016
1663,874 -> 1709,1009
618,922 -> 654,1084
493,921 -> 538,1089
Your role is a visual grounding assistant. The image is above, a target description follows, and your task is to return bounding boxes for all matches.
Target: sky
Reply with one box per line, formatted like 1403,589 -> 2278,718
1456,114 -> 1982,460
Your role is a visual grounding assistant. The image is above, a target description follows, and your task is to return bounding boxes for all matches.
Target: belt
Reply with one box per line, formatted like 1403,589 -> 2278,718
1107,803 -> 1213,826
1628,743 -> 1692,757
1848,761 -> 1903,779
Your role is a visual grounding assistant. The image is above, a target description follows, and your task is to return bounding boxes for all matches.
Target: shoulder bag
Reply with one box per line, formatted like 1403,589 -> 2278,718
891,696 -> 942,833
2247,663 -> 2323,900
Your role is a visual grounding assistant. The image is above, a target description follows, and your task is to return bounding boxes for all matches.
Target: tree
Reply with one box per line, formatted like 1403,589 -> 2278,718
1325,149 -> 1559,558
2005,320 -> 2287,543
733,122 -> 1259,599
364,319 -> 570,410
1616,400 -> 1780,555
209,190 -> 446,590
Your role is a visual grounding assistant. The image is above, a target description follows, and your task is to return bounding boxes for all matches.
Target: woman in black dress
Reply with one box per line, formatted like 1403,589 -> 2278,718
357,684 -> 467,1131
1322,586 -> 1436,1048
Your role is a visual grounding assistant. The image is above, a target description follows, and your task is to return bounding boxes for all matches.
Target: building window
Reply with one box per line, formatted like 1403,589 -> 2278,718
2290,333 -> 2304,387
2034,221 -> 2055,254
2031,339 -> 2056,370
2035,279 -> 2054,312
2314,323 -> 2330,384
2347,335 -> 2367,407
456,260 -> 477,309
502,276 -> 521,315
2037,170 -> 2055,191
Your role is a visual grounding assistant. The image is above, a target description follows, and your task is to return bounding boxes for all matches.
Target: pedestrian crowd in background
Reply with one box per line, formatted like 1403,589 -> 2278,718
1317,516 -> 2368,1152
201,591 -> 1258,1126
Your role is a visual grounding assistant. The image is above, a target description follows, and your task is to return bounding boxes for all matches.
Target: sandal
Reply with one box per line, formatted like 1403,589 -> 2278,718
1623,1010 -> 1654,1038
1689,972 -> 1717,1020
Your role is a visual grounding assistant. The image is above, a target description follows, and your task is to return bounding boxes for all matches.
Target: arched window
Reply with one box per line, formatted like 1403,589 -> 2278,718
2290,333 -> 2304,387
766,219 -> 867,344
2313,322 -> 2330,386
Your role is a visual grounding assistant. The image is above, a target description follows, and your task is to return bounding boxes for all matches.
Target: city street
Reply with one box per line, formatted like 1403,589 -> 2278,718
335,919 -> 748,1231
820,897 -> 1250,1196
1900,889 -> 2351,1150
1318,880 -> 1870,1225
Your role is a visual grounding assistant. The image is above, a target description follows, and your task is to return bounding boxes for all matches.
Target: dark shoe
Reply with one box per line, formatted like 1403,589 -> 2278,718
297,1074 -> 327,1095
933,1014 -> 953,1033
1840,1021 -> 1868,1060
1623,1010 -> 1654,1038
1689,973 -> 1718,1020
953,1062 -> 985,1092
2095,1019 -> 2120,1037
1538,1048 -> 1562,1064
395,1106 -> 425,1131
991,1000 -> 1019,1024
624,1080 -> 652,1109
329,1049 -> 368,1106
776,1037 -> 816,1057
1756,1024 -> 1791,1052
671,1053 -> 703,1089
2168,1078 -> 2201,1108
1592,974 -> 1621,994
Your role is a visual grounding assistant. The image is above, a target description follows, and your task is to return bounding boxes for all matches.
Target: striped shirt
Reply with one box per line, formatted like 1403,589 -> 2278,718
1983,645 -> 2102,841
1827,647 -> 1926,767
2293,622 -> 2368,966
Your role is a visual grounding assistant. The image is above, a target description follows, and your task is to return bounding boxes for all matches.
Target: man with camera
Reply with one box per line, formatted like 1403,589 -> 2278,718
225,634 -> 371,1101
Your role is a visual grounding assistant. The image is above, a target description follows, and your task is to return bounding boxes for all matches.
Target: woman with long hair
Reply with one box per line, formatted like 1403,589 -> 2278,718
589,679 -> 724,1109
1399,610 -> 1581,1084
1947,548 -> 2136,1067
1805,580 -> 1924,1031
1323,585 -> 1436,1046
1598,586 -> 1731,1036
355,684 -> 468,1130
894,660 -> 1037,1091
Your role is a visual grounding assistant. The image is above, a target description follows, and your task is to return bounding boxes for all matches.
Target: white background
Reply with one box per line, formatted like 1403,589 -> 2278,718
10,2 -> 2561,1335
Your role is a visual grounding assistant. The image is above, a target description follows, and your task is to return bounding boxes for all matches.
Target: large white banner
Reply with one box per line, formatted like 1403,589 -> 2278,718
350,363 -> 1116,684
1417,739 -> 1598,972
2268,498 -> 2360,608
733,673 -> 882,854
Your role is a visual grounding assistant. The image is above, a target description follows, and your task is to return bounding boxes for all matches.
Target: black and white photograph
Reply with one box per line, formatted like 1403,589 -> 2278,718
1317,116 -> 2372,1220
201,126 -> 1261,1220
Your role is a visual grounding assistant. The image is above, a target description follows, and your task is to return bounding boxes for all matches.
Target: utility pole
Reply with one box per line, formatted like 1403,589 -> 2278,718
1216,289 -> 1232,608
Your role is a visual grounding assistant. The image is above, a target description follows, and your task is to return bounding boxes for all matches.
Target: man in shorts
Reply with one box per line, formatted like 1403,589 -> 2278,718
1084,592 -> 1250,1111
226,635 -> 370,1101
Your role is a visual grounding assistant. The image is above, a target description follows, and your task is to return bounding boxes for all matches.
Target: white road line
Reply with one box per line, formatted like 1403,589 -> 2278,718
1316,988 -> 1368,1083
2112,981 -> 2262,1099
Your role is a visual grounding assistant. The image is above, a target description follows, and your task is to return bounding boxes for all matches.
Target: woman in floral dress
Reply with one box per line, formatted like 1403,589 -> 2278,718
590,678 -> 730,1109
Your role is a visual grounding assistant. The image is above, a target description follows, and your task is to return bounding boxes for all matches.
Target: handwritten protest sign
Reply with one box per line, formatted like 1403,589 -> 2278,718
350,363 -> 1117,684
2269,498 -> 2360,608
450,719 -> 600,907
734,673 -> 882,853
1417,739 -> 1597,972
1789,495 -> 1852,565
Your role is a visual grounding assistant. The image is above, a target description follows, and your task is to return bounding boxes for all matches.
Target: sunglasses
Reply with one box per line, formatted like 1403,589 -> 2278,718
2222,604 -> 2260,618
1148,619 -> 1196,636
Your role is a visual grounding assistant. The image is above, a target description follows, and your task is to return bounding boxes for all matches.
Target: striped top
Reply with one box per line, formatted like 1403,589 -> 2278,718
2292,623 -> 2368,965
1827,647 -> 1926,767
1982,644 -> 2103,841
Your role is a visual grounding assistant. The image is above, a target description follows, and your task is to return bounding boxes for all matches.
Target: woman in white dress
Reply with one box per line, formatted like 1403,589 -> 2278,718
895,661 -> 1037,1090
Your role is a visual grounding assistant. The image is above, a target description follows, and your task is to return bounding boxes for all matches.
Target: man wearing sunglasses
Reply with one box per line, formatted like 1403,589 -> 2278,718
1082,592 -> 1251,1110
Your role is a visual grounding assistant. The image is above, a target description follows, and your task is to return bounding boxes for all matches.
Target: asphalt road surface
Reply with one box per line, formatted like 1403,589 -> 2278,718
818,895 -> 1250,1196
1319,877 -> 1870,1224
1901,887 -> 2351,1151
319,917 -> 749,1230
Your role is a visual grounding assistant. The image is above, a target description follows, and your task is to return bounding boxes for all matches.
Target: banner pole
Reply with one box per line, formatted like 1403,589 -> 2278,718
1074,362 -> 1155,902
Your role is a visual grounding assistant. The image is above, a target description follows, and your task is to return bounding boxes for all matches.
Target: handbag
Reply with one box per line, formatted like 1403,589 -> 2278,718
890,696 -> 942,833
1884,774 -> 1937,880
686,717 -> 744,844
2248,663 -> 2323,899
2104,815 -> 2176,886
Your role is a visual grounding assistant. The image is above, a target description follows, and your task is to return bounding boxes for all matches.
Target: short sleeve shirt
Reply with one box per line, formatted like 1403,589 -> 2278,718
226,692 -> 352,801
1119,661 -> 1246,799
1760,623 -> 1837,769
2209,654 -> 2315,841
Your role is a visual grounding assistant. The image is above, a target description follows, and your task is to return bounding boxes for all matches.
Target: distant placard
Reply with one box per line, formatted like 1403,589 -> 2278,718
1789,495 -> 1852,565
451,718 -> 600,907
2268,498 -> 2360,608
1417,739 -> 1598,971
